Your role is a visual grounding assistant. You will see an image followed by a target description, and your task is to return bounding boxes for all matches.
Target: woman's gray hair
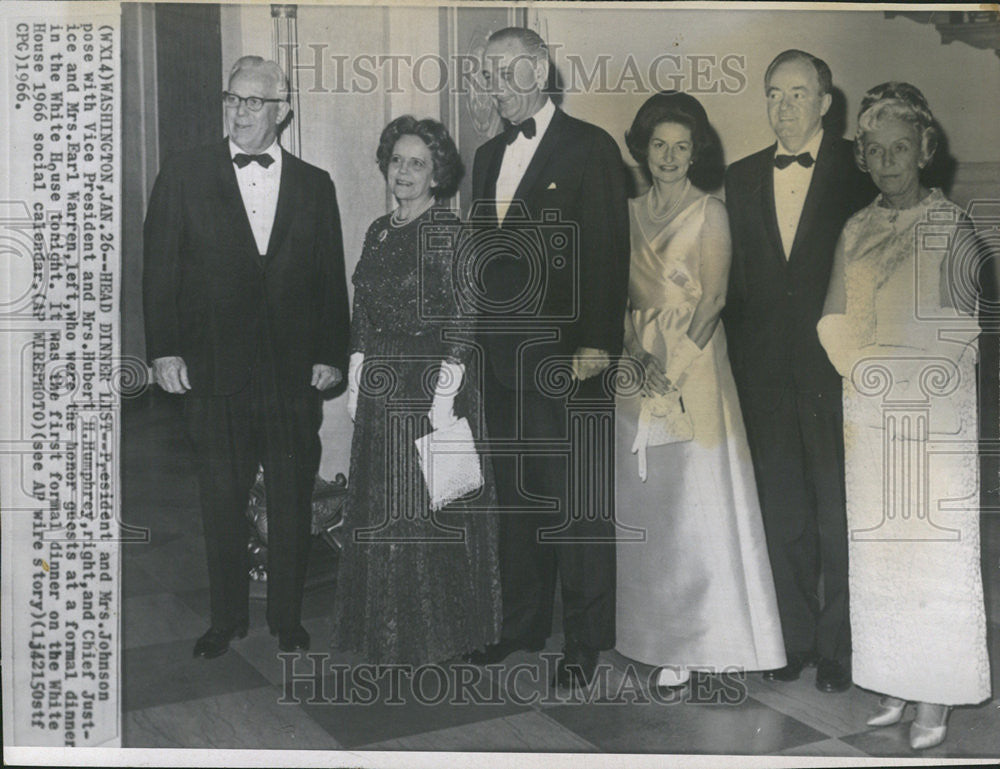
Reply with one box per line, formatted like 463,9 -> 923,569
854,81 -> 938,172
228,56 -> 290,100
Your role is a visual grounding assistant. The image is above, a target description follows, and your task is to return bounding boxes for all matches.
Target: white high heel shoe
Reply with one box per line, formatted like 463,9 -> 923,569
655,666 -> 691,689
909,702 -> 950,750
866,696 -> 907,727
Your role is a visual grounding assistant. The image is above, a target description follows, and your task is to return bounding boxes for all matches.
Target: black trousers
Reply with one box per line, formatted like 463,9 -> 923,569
482,366 -> 616,650
184,365 -> 321,634
742,387 -> 850,664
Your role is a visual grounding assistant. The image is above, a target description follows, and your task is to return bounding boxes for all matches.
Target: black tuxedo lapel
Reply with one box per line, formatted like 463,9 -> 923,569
265,149 -> 297,263
511,108 -> 565,211
788,133 -> 835,263
214,141 -> 262,264
482,138 -> 503,199
759,145 -> 787,267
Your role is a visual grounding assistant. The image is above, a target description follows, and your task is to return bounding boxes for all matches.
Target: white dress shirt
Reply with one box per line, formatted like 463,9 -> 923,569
229,138 -> 282,255
495,98 -> 556,224
773,128 -> 823,260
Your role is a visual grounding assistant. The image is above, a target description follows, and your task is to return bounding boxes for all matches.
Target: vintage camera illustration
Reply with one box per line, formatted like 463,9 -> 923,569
915,199 -> 1000,323
417,201 -> 580,323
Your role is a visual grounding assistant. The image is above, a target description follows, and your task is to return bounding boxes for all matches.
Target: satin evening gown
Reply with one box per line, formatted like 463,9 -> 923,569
615,192 -> 786,674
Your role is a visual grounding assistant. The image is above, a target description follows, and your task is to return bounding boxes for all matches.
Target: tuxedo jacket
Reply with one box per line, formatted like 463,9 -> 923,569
470,108 -> 630,391
143,140 -> 351,397
724,133 -> 876,412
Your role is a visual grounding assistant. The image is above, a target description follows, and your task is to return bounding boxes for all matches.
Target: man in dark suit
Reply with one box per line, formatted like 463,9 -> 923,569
143,56 -> 350,658
467,27 -> 630,688
724,50 -> 875,692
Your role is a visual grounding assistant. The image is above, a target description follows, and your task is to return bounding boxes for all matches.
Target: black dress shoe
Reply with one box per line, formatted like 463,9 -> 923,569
762,651 -> 813,682
815,658 -> 851,693
466,637 -> 545,665
276,624 -> 311,653
193,621 -> 248,659
552,645 -> 599,690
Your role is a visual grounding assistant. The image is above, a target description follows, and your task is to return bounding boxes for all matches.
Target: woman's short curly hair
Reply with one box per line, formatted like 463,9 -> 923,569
854,81 -> 939,173
376,115 -> 464,199
625,91 -> 724,190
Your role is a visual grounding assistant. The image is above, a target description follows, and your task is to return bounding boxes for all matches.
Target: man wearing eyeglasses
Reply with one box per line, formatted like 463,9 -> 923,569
143,56 -> 350,659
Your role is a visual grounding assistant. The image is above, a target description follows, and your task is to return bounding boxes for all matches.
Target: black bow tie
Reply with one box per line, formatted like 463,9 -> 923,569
233,152 -> 275,169
503,117 -> 537,145
774,152 -> 814,170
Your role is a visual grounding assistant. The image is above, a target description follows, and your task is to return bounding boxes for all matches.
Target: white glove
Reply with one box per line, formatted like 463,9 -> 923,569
429,360 -> 464,430
817,313 -> 863,378
663,334 -> 703,388
347,351 -> 364,421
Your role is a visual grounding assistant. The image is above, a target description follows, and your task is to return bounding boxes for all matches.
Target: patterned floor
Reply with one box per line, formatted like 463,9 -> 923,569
122,394 -> 1000,761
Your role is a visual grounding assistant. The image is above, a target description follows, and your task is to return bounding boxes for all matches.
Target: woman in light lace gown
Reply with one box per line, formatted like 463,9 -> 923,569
818,83 -> 991,750
615,92 -> 786,689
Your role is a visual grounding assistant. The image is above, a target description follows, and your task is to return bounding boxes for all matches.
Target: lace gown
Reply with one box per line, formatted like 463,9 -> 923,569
332,207 -> 502,665
615,192 -> 786,672
826,189 -> 991,704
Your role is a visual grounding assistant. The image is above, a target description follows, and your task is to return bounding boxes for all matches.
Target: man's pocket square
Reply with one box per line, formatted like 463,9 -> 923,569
547,182 -> 557,190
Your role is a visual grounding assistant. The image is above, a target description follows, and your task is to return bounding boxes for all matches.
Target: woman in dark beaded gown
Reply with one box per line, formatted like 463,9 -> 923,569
332,116 -> 501,665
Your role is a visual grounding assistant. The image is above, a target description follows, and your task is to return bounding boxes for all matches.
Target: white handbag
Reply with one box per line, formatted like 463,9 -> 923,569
631,389 -> 694,481
414,417 -> 484,511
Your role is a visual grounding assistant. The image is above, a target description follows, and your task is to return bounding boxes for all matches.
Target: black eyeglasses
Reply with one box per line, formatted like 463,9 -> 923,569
222,91 -> 285,112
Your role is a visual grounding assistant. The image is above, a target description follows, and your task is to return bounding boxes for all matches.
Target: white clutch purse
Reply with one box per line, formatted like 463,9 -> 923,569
631,389 -> 694,481
414,417 -> 484,511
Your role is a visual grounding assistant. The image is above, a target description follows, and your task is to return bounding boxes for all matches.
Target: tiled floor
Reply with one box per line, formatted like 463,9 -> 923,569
122,394 -> 1000,759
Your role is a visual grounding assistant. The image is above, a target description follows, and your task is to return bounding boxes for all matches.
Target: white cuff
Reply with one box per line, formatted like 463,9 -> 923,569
435,360 -> 465,398
348,352 -> 365,391
817,314 -> 858,378
663,335 -> 703,386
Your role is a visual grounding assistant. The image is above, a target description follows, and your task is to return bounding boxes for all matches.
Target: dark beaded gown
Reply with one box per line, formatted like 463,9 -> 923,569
332,206 -> 502,664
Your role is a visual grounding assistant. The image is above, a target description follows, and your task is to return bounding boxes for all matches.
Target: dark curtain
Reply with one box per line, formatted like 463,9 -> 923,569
155,3 -> 223,164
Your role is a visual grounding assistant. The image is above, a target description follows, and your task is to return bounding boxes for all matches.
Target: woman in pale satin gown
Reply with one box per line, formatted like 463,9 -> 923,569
818,82 -> 991,750
615,92 -> 785,689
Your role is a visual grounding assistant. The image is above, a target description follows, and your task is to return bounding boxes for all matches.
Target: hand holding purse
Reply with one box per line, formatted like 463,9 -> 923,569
630,387 -> 693,481
414,416 -> 484,511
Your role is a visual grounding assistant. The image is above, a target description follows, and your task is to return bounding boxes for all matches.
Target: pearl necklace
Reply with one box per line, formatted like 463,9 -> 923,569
648,178 -> 691,223
391,198 -> 435,227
